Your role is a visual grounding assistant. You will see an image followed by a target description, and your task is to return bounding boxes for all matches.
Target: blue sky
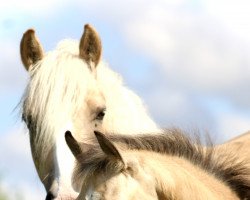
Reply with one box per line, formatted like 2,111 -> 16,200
1,0 -> 250,199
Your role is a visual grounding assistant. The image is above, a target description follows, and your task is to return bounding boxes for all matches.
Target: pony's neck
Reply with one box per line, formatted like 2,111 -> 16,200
142,152 -> 239,200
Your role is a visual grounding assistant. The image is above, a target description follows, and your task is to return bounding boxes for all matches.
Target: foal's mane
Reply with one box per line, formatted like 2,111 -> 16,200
74,129 -> 250,199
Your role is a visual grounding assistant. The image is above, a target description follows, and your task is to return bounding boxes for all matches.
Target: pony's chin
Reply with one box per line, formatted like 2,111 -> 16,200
52,183 -> 78,200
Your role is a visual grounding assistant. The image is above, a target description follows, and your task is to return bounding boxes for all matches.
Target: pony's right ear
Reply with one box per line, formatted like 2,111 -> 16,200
20,29 -> 44,71
79,24 -> 102,70
65,131 -> 82,159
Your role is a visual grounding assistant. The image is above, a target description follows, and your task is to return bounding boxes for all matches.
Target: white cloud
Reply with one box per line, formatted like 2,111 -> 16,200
121,1 -> 250,109
204,0 -> 250,42
0,0 -> 70,17
145,86 -> 217,133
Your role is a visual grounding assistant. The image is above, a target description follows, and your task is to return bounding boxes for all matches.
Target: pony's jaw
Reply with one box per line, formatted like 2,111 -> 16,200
54,189 -> 78,200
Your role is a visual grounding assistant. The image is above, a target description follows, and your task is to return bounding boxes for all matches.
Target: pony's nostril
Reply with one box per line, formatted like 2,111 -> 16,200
45,191 -> 56,200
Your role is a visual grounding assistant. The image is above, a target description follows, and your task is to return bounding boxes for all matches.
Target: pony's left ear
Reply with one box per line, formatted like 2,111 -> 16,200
20,29 -> 44,71
65,131 -> 82,159
94,131 -> 124,165
79,24 -> 102,70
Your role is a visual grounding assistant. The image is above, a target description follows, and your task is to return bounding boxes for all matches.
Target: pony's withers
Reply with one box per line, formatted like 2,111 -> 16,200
66,129 -> 250,200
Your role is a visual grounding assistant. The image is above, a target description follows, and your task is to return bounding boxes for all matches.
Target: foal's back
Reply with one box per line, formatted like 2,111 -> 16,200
216,131 -> 250,166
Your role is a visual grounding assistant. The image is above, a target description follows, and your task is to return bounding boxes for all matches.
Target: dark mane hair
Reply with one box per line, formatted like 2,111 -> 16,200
73,129 -> 250,199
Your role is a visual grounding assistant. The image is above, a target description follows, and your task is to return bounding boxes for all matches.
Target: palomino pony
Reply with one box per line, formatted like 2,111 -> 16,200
20,24 -> 159,199
65,130 -> 250,200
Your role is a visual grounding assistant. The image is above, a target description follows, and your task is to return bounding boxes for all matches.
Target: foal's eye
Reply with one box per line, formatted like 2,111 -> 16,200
95,108 -> 106,120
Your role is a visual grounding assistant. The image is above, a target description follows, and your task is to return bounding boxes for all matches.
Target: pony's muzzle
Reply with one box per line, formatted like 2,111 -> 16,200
45,191 -> 56,200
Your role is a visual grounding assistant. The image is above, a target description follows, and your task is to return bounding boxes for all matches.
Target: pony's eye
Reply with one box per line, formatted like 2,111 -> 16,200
96,108 -> 106,120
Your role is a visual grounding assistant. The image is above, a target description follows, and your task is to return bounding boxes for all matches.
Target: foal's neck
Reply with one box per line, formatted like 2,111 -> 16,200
141,152 -> 239,200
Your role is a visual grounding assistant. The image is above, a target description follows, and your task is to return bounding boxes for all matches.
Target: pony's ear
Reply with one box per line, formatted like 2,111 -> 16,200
20,29 -> 44,71
94,131 -> 124,163
79,24 -> 102,69
65,131 -> 82,159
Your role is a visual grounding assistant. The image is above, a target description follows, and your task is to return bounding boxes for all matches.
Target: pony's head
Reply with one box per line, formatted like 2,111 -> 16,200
20,24 -> 158,198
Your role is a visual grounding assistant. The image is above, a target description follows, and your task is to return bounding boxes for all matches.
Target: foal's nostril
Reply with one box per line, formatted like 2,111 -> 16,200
45,191 -> 56,200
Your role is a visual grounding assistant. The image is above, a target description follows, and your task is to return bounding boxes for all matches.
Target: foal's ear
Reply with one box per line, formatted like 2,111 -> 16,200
65,131 -> 82,159
79,24 -> 102,69
20,29 -> 44,71
94,131 -> 124,163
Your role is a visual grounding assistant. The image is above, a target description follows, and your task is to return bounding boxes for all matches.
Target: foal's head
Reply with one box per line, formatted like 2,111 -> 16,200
65,131 -> 158,200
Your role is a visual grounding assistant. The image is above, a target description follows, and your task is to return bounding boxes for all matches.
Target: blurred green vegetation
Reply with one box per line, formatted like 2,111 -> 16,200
0,173 -> 7,200
0,182 -> 8,200
0,173 -> 24,200
0,184 -> 24,200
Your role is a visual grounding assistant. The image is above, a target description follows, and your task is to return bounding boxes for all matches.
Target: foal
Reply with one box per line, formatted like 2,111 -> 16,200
65,130 -> 250,200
